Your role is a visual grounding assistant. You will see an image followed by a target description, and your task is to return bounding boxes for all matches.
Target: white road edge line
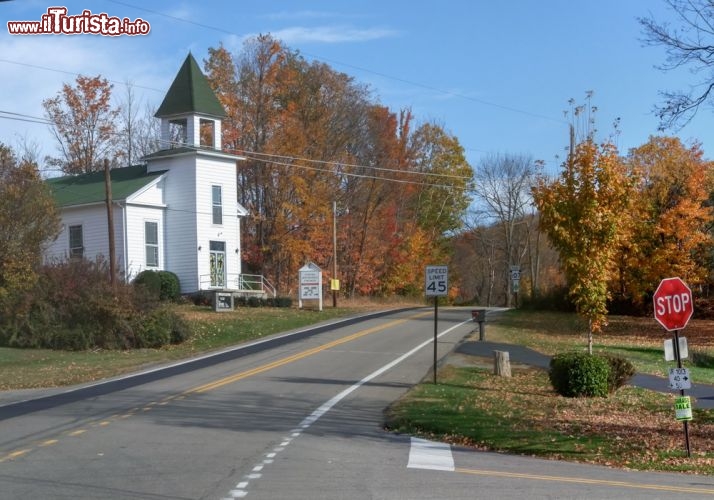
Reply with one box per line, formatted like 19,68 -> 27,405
221,317 -> 471,500
296,319 -> 473,429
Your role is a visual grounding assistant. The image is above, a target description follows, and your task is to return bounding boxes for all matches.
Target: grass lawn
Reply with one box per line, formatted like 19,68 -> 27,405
486,309 -> 714,384
385,308 -> 714,474
0,303 -> 377,390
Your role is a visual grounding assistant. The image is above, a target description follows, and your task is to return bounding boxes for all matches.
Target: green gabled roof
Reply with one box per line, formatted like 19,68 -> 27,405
47,165 -> 165,208
155,53 -> 226,118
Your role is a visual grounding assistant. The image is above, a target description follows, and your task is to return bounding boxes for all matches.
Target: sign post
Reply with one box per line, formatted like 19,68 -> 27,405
425,265 -> 448,384
654,277 -> 694,457
510,265 -> 521,307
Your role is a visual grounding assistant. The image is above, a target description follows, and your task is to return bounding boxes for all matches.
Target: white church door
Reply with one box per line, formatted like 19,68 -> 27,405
209,240 -> 226,288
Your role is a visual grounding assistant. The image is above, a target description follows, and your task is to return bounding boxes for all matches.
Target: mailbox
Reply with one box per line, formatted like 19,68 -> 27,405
471,309 -> 487,341
471,309 -> 487,322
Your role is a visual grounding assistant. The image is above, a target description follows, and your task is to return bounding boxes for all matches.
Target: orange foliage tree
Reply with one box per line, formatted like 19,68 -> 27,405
43,75 -> 120,174
614,136 -> 714,302
203,36 -> 472,296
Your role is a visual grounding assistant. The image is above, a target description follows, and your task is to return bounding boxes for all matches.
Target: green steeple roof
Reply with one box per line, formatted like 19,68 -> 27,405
155,53 -> 226,118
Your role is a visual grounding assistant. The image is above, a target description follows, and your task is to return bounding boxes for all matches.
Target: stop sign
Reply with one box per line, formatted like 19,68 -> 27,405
653,277 -> 693,331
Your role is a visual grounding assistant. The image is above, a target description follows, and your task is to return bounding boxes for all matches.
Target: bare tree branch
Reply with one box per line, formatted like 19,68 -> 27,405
640,0 -> 714,129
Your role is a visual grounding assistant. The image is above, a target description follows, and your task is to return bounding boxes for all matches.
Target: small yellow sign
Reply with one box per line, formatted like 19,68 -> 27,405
675,396 -> 693,421
330,279 -> 340,291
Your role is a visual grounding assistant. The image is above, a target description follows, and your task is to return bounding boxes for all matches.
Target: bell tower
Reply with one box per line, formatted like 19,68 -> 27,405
154,53 -> 226,150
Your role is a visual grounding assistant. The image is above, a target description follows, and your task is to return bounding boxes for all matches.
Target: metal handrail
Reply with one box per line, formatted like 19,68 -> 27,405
236,274 -> 277,297
199,273 -> 276,297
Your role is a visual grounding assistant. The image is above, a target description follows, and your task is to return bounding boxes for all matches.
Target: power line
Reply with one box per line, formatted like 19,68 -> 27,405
237,149 -> 471,180
0,58 -> 166,94
0,111 -> 50,125
241,154 -> 464,190
157,138 -> 472,187
2,110 -> 472,185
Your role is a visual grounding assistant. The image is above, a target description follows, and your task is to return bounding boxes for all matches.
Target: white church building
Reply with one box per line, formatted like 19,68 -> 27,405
44,54 -> 269,296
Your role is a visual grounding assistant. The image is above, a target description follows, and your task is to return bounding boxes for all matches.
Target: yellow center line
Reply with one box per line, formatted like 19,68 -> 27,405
455,467 -> 714,495
0,311 -> 432,462
0,449 -> 31,462
188,311 -> 431,395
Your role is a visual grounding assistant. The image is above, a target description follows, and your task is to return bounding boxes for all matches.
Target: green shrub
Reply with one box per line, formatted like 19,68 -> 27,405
133,270 -> 161,300
188,291 -> 212,306
602,353 -> 636,392
247,296 -> 262,307
157,271 -> 181,301
133,307 -> 173,348
275,296 -> 293,308
549,352 -> 611,398
169,312 -> 192,344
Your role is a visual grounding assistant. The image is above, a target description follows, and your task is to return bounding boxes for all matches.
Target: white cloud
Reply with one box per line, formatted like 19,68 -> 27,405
235,25 -> 398,46
274,25 -> 397,44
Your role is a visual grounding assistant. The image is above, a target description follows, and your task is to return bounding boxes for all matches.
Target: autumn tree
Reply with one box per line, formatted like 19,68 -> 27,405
203,35 -> 472,296
640,0 -> 714,129
0,143 -> 60,311
533,140 -> 632,353
614,136 -> 714,302
43,75 -> 120,174
204,43 -> 241,152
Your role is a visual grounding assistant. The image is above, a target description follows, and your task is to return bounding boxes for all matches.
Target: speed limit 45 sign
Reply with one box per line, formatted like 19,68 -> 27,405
425,265 -> 448,297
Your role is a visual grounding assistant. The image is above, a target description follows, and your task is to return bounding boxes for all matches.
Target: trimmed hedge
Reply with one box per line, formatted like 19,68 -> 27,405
157,271 -> 181,301
134,270 -> 181,302
549,352 -> 611,398
133,270 -> 162,300
602,353 -> 636,392
234,296 -> 293,308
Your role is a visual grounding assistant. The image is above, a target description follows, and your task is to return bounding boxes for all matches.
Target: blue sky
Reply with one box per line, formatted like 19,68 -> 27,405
1,0 -> 712,175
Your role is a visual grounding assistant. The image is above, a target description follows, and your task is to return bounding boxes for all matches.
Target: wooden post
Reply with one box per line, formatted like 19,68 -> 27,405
104,158 -> 117,290
494,350 -> 511,377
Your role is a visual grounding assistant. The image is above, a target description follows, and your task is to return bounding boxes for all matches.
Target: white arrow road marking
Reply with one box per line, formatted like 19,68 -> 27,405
407,437 -> 455,471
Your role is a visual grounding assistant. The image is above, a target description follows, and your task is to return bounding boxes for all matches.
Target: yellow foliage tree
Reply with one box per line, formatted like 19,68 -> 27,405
533,140 -> 633,353
0,144 -> 60,309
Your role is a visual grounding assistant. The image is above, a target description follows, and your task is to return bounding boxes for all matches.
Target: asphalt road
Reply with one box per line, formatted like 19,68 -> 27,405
1,307 -> 714,499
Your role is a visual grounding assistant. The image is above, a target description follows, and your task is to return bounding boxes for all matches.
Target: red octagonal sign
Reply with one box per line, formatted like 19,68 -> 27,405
653,277 -> 693,331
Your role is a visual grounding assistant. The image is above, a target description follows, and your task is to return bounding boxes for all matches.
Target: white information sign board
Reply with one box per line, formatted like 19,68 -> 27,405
425,265 -> 448,297
299,262 -> 323,311
669,367 -> 692,391
510,265 -> 521,281
664,337 -> 689,361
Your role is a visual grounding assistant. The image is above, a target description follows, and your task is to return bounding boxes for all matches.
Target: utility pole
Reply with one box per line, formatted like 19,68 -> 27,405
104,158 -> 117,290
332,200 -> 338,308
